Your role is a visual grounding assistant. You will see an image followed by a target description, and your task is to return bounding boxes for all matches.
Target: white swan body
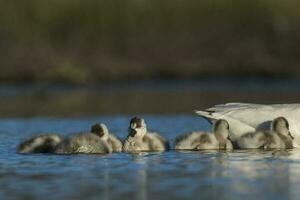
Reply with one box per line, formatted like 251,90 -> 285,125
196,103 -> 300,147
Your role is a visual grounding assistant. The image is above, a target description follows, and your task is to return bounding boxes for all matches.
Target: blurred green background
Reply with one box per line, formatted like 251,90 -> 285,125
1,0 -> 300,84
1,0 -> 300,116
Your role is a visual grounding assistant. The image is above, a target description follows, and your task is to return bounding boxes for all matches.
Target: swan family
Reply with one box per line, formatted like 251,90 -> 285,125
17,103 -> 300,154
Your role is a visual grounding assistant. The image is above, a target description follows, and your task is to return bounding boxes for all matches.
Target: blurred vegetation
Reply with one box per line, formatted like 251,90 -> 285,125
1,0 -> 300,84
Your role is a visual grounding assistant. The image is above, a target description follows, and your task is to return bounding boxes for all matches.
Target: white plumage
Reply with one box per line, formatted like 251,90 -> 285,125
196,103 -> 300,147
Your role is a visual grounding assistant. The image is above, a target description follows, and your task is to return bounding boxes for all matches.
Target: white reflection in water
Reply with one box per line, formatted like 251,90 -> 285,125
224,150 -> 291,199
103,159 -> 110,200
136,160 -> 147,200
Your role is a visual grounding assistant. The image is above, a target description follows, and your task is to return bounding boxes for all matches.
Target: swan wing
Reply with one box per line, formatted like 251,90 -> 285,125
195,110 -> 255,141
196,103 -> 300,144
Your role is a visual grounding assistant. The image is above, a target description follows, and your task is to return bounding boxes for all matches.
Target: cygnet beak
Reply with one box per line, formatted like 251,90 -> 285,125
288,132 -> 294,139
227,135 -> 232,141
98,131 -> 105,137
129,128 -> 137,137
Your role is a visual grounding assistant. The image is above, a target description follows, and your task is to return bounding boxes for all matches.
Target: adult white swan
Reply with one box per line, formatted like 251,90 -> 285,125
195,103 -> 300,147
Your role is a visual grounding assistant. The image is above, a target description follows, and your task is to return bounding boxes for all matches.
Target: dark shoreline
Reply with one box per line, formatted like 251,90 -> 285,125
1,78 -> 300,117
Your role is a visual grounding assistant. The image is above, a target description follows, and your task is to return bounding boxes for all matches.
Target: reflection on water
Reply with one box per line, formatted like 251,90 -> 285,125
1,116 -> 300,200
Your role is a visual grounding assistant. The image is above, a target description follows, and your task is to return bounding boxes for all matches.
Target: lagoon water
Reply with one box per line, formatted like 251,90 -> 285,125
1,115 -> 300,200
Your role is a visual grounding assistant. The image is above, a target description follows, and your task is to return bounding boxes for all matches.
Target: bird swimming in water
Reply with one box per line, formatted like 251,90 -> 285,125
54,132 -> 112,154
17,123 -> 119,154
175,119 -> 233,150
17,134 -> 62,154
237,117 -> 294,149
123,117 -> 169,152
195,103 -> 300,147
90,123 -> 123,152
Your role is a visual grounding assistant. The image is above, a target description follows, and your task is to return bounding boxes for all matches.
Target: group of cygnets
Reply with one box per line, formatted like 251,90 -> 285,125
18,117 -> 169,154
175,116 -> 294,150
18,115 -> 295,155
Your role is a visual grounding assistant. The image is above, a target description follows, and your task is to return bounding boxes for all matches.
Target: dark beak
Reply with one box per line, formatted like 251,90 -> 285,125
129,128 -> 137,137
98,132 -> 104,137
227,135 -> 232,142
288,132 -> 294,140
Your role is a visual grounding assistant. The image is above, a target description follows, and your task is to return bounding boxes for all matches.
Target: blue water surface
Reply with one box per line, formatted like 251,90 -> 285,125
0,115 -> 300,200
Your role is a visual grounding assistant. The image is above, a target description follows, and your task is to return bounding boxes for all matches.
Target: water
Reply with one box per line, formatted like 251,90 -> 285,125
1,115 -> 300,200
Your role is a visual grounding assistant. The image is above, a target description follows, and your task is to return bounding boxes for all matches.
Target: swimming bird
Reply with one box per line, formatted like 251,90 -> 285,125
17,134 -> 62,154
17,123 -> 117,154
175,119 -> 233,150
54,123 -> 119,154
237,117 -> 294,149
195,103 -> 300,147
271,117 -> 294,149
54,132 -> 112,154
90,123 -> 123,152
123,117 -> 169,152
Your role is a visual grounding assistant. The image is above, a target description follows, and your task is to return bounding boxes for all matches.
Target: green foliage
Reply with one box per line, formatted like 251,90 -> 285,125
45,62 -> 90,84
0,0 -> 300,83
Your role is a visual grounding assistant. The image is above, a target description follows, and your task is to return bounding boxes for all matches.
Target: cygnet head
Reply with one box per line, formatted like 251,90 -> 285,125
91,123 -> 109,139
213,119 -> 230,140
128,117 -> 147,138
272,117 -> 294,139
